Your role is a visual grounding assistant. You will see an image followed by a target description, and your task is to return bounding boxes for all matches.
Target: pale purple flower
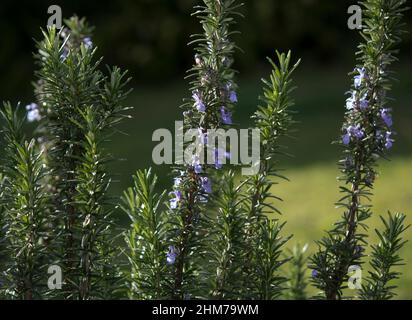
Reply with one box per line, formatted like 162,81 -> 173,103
194,164 -> 202,174
346,92 -> 368,110
352,125 -> 365,139
174,177 -> 182,187
229,91 -> 237,103
200,176 -> 212,194
385,131 -> 394,149
342,125 -> 364,145
346,92 -> 355,110
381,108 -> 393,127
226,82 -> 238,103
312,269 -> 319,278
192,91 -> 206,112
83,37 -> 93,50
26,103 -> 38,111
220,106 -> 232,125
170,191 -> 182,209
166,245 -> 178,265
26,103 -> 41,122
354,67 -> 366,88
359,94 -> 369,110
342,132 -> 351,145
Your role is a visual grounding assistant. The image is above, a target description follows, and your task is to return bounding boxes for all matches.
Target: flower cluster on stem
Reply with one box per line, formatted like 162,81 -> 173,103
310,0 -> 407,300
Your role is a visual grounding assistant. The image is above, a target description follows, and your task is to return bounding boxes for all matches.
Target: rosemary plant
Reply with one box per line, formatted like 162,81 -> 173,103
208,170 -> 245,299
0,103 -> 51,299
360,212 -> 409,299
33,17 -> 131,299
285,243 -> 309,300
0,0 -> 408,302
122,169 -> 170,299
238,51 -> 299,299
166,0 -> 241,300
310,0 -> 408,300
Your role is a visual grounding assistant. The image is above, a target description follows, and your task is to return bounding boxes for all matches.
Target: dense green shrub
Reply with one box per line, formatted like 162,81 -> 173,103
0,0 -> 408,300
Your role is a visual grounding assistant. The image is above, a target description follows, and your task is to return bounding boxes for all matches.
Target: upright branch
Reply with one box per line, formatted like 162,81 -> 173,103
168,0 -> 241,300
285,243 -> 309,300
360,212 -> 409,300
239,51 -> 300,299
122,169 -> 169,299
34,17 -> 131,299
310,0 -> 407,300
208,170 -> 245,299
0,103 -> 50,299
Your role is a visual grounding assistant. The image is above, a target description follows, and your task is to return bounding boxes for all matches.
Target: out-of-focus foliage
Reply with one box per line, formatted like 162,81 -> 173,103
1,0 -> 411,98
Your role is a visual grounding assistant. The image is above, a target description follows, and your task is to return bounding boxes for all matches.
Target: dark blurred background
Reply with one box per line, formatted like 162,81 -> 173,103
1,0 -> 411,97
1,0 -> 412,298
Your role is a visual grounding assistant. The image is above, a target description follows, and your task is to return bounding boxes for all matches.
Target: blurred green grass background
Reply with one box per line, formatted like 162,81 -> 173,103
105,61 -> 412,299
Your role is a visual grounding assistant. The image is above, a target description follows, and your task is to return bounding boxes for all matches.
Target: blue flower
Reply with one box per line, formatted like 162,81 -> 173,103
200,176 -> 212,194
385,131 -> 394,149
194,164 -> 202,174
166,245 -> 178,265
346,92 -> 368,110
311,269 -> 319,278
342,132 -> 351,145
174,177 -> 182,187
226,82 -> 238,103
170,191 -> 182,209
354,67 -> 366,88
26,103 -> 41,122
342,125 -> 364,145
359,94 -> 369,110
83,37 -> 93,50
220,106 -> 232,125
352,125 -> 364,139
346,92 -> 356,110
26,103 -> 38,111
381,108 -> 393,127
229,91 -> 237,103
192,91 -> 206,112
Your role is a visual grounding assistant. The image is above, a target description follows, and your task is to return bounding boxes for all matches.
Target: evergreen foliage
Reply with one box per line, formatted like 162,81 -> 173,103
0,0 -> 408,300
